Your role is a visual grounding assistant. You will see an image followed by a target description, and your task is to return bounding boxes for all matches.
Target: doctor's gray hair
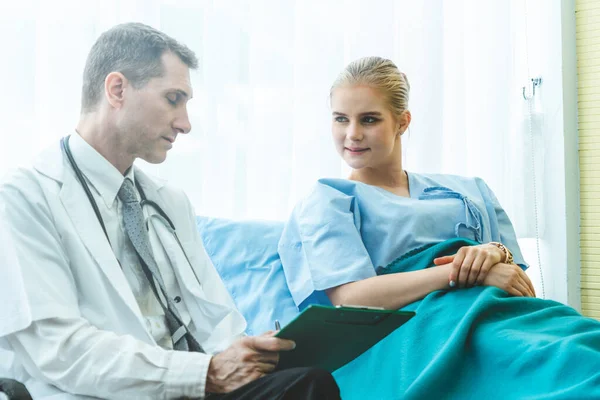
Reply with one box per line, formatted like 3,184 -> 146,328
81,22 -> 198,113
330,56 -> 410,117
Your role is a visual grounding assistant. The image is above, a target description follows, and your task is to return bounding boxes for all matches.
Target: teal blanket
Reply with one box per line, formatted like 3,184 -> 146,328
333,238 -> 600,399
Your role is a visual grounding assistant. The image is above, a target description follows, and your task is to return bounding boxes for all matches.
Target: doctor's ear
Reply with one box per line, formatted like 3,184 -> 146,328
104,72 -> 129,109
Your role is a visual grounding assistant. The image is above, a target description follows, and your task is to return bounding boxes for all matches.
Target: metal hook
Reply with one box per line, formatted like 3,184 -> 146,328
522,77 -> 542,100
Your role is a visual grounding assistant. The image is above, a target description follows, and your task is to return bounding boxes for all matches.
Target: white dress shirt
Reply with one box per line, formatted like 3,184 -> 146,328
5,133 -> 212,399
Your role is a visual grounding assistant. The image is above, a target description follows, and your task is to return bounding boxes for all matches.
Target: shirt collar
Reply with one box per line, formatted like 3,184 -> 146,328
69,132 -> 135,208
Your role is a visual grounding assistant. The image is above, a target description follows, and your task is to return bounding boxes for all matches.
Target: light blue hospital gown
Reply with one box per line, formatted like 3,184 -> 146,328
278,173 -> 600,400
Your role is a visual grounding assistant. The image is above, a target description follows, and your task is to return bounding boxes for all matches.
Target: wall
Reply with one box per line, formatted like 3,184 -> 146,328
576,0 -> 600,319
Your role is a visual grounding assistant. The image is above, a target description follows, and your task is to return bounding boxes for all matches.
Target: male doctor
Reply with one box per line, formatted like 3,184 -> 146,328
0,23 -> 340,399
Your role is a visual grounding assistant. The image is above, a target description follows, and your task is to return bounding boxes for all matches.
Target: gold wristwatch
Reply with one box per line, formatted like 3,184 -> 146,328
489,242 -> 514,264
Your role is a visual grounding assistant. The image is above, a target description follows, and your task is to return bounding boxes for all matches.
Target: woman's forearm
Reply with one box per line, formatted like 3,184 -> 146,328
326,264 -> 453,310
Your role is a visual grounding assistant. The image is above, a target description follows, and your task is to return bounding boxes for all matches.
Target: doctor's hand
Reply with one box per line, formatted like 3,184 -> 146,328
205,335 -> 296,394
433,244 -> 504,288
483,263 -> 536,298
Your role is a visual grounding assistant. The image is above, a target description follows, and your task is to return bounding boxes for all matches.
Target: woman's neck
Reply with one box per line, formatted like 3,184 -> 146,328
349,166 -> 410,197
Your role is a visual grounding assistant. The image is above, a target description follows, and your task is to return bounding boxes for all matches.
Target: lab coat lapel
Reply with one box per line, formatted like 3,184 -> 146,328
34,143 -> 148,332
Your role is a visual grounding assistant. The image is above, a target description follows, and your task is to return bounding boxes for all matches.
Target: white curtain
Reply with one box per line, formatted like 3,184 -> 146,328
3,0 -> 553,285
0,0 -> 535,219
0,0 -> 550,292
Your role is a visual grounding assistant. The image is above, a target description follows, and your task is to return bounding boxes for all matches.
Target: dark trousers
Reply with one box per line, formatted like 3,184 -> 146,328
0,378 -> 32,400
205,367 -> 340,400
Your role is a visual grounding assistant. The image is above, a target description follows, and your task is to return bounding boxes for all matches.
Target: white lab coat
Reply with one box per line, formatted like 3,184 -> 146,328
0,202 -> 31,384
0,142 -> 247,399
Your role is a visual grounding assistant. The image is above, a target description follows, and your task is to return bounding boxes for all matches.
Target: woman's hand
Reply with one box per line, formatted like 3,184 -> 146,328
433,244 -> 505,288
483,263 -> 536,297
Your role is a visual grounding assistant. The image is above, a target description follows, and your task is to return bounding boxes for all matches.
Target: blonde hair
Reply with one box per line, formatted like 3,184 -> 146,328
330,56 -> 410,117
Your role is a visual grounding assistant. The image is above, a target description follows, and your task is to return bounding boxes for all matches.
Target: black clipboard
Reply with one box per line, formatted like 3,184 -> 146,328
274,304 -> 415,372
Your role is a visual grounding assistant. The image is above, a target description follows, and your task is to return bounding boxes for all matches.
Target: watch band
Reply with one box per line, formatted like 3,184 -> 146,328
489,241 -> 514,264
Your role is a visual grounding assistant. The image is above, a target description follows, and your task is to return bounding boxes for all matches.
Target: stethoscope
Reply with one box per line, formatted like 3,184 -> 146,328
59,135 -> 201,285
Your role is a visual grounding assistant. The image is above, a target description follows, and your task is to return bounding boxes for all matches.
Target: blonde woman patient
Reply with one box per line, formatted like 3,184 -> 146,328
277,56 -> 600,400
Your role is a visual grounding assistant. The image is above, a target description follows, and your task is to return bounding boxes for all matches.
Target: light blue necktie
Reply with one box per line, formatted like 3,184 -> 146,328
118,178 -> 203,352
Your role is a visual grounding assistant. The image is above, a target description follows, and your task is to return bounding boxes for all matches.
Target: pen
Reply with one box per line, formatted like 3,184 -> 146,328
275,319 -> 281,331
